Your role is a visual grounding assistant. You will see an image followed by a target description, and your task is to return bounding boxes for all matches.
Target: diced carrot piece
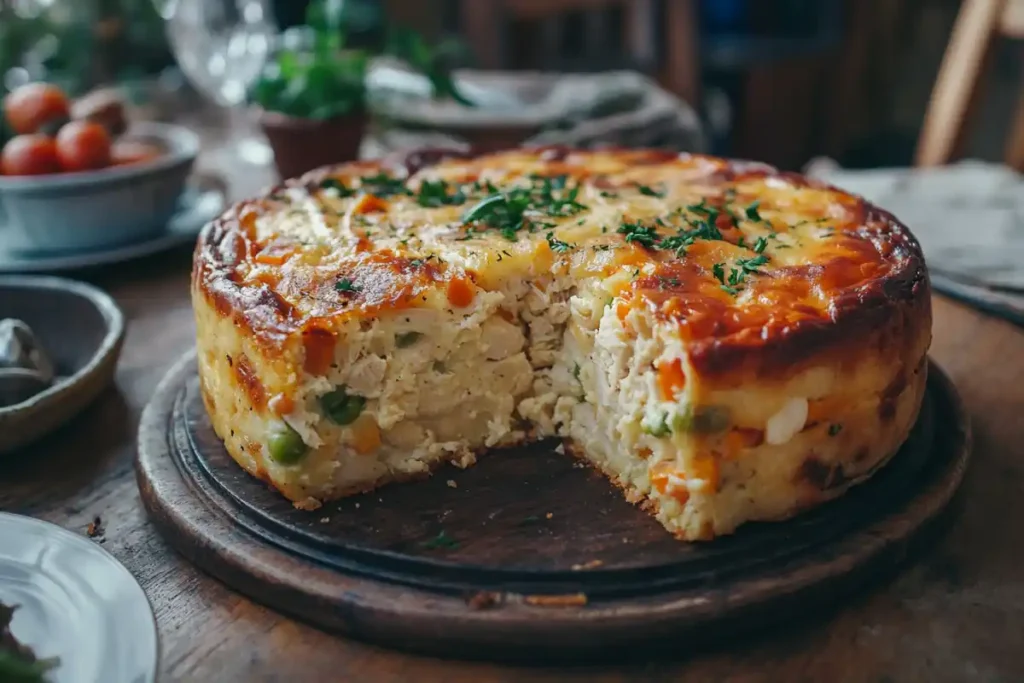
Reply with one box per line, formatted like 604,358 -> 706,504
650,461 -> 690,504
302,327 -> 336,375
656,358 -> 686,400
352,193 -> 389,214
254,245 -> 293,265
446,277 -> 475,308
689,454 -> 720,491
268,393 -> 294,416
724,427 -> 764,454
238,204 -> 261,234
806,397 -> 839,424
351,415 -> 381,454
615,300 -> 630,322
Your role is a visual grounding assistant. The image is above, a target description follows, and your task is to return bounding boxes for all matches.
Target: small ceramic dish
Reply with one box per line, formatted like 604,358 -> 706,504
0,122 -> 200,253
0,512 -> 159,683
0,179 -> 226,274
0,276 -> 125,453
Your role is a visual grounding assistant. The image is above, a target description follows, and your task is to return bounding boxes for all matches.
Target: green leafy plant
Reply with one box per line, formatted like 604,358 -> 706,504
0,603 -> 59,683
250,0 -> 473,119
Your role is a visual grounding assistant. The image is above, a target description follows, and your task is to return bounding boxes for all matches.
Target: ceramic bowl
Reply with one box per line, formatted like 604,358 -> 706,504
0,122 -> 199,253
0,276 -> 125,453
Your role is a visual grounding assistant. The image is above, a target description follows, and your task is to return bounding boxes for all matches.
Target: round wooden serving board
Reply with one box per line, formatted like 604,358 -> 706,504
136,351 -> 971,662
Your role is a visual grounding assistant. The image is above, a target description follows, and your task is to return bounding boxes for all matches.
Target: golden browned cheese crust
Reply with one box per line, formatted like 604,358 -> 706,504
191,146 -> 931,539
195,149 -> 927,380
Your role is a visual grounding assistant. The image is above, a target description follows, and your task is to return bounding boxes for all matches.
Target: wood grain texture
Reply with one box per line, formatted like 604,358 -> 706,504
134,353 -> 963,662
1,243 -> 1022,680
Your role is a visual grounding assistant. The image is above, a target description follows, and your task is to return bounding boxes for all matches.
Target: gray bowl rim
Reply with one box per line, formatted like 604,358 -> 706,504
0,122 -> 200,194
0,275 -> 125,417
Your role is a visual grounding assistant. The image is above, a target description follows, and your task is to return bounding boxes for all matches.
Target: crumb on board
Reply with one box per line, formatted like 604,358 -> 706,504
554,443 -> 565,455
545,512 -> 553,519
466,591 -> 503,610
446,479 -> 457,489
570,560 -> 604,571
86,515 -> 104,540
294,497 -> 322,512
524,593 -> 588,608
320,517 -> 330,524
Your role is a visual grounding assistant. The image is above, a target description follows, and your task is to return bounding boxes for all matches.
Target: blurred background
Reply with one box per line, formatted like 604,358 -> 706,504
1,0 -> 1021,176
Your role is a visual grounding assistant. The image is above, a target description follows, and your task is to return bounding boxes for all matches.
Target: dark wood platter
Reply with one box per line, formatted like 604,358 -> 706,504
136,351 -> 970,662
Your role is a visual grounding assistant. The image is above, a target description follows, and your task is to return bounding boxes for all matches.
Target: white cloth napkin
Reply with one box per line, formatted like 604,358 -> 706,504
806,160 -> 1024,291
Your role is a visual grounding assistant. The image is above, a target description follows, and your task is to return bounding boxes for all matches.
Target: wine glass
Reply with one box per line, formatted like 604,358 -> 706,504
155,0 -> 278,165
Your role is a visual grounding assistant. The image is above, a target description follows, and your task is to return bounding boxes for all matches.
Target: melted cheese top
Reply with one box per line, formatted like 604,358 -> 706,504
198,148 -> 923,357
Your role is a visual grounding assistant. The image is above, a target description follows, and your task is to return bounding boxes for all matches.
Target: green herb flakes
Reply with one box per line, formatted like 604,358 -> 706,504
335,278 -> 360,293
422,530 -> 459,549
546,232 -> 575,253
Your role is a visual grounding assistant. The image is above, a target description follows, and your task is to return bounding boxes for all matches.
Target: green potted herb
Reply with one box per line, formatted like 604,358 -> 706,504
249,1 -> 472,179
249,0 -> 370,179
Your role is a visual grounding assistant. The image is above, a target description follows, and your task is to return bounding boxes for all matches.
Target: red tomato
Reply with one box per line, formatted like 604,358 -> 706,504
110,140 -> 163,167
0,135 -> 61,176
55,121 -> 111,172
3,83 -> 71,135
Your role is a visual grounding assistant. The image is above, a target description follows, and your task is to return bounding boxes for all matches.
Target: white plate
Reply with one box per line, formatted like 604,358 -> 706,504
0,513 -> 158,683
0,185 -> 225,274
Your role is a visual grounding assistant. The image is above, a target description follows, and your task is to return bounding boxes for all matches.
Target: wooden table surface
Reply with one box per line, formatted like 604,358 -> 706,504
2,169 -> 1024,681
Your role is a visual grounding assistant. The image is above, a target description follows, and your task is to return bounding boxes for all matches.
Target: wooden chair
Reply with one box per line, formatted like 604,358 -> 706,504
456,0 -> 701,109
915,0 -> 1024,170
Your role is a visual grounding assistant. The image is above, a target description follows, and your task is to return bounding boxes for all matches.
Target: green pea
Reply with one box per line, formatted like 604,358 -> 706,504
395,331 -> 422,348
671,405 -> 731,434
319,387 -> 366,425
268,426 -> 307,465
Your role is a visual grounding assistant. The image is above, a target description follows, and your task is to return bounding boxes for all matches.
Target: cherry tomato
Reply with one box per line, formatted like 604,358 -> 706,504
55,120 -> 111,172
0,135 -> 61,176
3,83 -> 71,135
110,140 -> 163,167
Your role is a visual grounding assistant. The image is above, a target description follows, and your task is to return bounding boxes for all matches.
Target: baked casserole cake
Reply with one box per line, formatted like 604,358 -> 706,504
192,147 -> 931,541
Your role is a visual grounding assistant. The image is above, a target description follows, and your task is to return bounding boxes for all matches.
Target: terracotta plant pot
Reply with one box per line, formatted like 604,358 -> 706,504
257,110 -> 368,180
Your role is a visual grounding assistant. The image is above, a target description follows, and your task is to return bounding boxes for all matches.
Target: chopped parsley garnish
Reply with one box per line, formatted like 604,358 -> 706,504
745,201 -> 763,221
320,173 -> 414,199
828,423 -> 843,436
356,172 -> 411,198
335,278 -> 360,293
461,175 -> 587,241
546,232 -> 574,253
737,254 -> 769,274
657,276 -> 681,288
462,193 -> 531,240
687,200 -> 718,218
617,221 -> 660,248
319,177 -> 355,197
753,236 -> 769,254
422,530 -> 459,549
658,233 -> 695,257
416,179 -> 466,207
572,363 -> 581,381
636,183 -> 665,198
713,262 -> 741,295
